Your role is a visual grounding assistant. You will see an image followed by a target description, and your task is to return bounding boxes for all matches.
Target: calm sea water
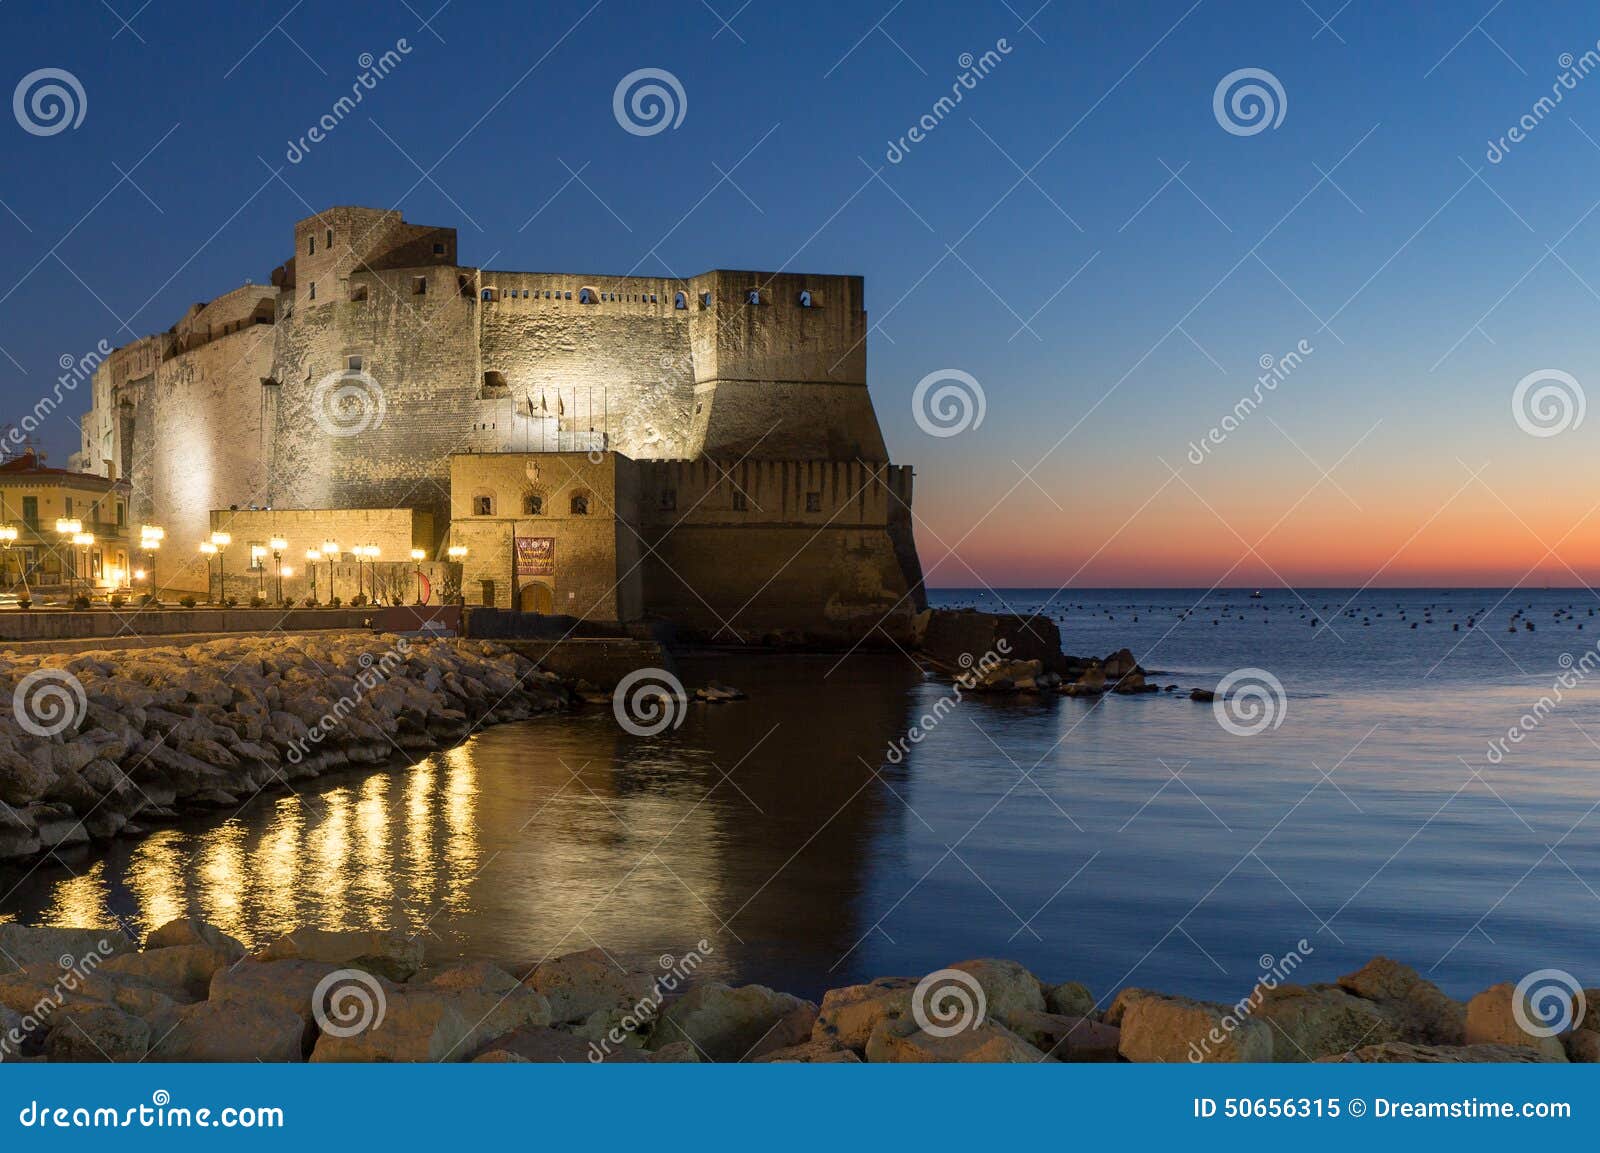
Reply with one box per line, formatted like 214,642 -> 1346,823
3,587 -> 1598,1005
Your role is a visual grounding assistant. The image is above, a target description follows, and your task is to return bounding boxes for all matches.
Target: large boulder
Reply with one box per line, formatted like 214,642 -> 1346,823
473,1024 -> 651,1063
1004,1010 -> 1120,1061
1104,987 -> 1153,1026
1254,985 -> 1404,1062
147,999 -> 305,1062
918,610 -> 1067,675
102,944 -> 240,1001
1044,980 -> 1096,1019
0,925 -> 132,975
254,928 -> 423,981
648,982 -> 817,1061
1336,957 -> 1465,1044
864,1015 -> 1050,1062
144,918 -> 246,956
1463,983 -> 1569,1061
310,991 -> 470,1062
525,948 -> 657,1025
42,1003 -> 149,1062
812,977 -> 916,1052
1564,1030 -> 1600,1062
1323,1041 -> 1563,1063
418,963 -> 551,1057
1119,993 -> 1273,1062
751,1037 -> 862,1063
947,959 -> 1046,1027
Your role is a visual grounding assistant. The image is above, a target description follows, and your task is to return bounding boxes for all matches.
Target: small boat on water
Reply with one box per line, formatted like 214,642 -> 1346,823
1250,590 -> 1263,599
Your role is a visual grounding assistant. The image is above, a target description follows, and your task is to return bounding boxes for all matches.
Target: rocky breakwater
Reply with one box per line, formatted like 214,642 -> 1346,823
914,608 -> 1161,696
0,634 -> 572,861
3,925 -> 1591,1064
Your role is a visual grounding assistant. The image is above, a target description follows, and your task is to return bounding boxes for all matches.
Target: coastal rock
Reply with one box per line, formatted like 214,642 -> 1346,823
1044,980 -> 1096,1019
0,925 -> 132,975
310,991 -> 471,1063
255,928 -> 423,981
1463,983 -> 1569,1060
918,610 -> 1068,675
102,943 -> 240,1001
812,977 -> 916,1051
1118,993 -> 1273,1062
1189,688 -> 1216,702
948,958 -> 1046,1026
526,947 -> 658,1025
1103,649 -> 1139,678
208,957 -> 355,1048
1562,1029 -> 1599,1062
864,1014 -> 1050,1063
144,918 -> 246,957
1323,1041 -> 1563,1063
475,1024 -> 650,1063
418,963 -> 551,1055
751,1037 -> 862,1063
1336,956 -> 1465,1044
648,981 -> 817,1061
1004,1010 -> 1120,1061
1103,986 -> 1153,1026
42,1003 -> 149,1062
148,999 -> 306,1062
1253,985 -> 1404,1061
0,751 -> 54,806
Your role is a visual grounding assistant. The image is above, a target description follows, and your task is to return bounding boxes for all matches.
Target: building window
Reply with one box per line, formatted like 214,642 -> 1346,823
22,496 -> 37,527
746,290 -> 761,305
307,235 -> 315,256
570,492 -> 589,516
326,228 -> 333,249
115,503 -> 124,526
350,284 -> 368,302
799,290 -> 812,308
347,355 -> 363,372
480,580 -> 496,607
732,490 -> 748,511
699,292 -> 711,309
308,281 -> 316,301
659,489 -> 677,512
433,242 -> 445,255
482,288 -> 497,302
481,370 -> 509,397
413,276 -> 427,295
805,491 -> 821,512
523,494 -> 543,516
473,494 -> 495,516
674,291 -> 687,309
579,287 -> 596,304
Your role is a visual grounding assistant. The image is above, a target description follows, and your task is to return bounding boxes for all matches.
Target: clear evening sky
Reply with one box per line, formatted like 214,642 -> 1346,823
2,1 -> 1598,588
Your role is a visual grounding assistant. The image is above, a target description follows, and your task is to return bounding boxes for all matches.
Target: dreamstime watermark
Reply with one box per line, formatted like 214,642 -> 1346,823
0,941 -> 116,1061
1212,668 -> 1287,736
1510,968 -> 1584,1038
912,369 -> 986,438
1213,68 -> 1286,136
310,368 -> 387,438
284,640 -> 410,764
1486,46 -> 1600,164
613,68 -> 686,136
16,1091 -> 284,1129
586,940 -> 714,1061
1485,642 -> 1600,764
13,67 -> 86,136
1187,941 -> 1313,1061
612,667 -> 687,736
310,968 -> 388,1038
12,668 -> 88,738
911,969 -> 988,1037
1187,339 -> 1314,464
885,39 -> 1013,164
285,40 -> 413,163
884,640 -> 1012,765
1511,369 -> 1584,437
6,339 -> 112,453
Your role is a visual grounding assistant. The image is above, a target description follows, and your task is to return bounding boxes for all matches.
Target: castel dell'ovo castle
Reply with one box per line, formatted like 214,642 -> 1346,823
71,206 -> 926,641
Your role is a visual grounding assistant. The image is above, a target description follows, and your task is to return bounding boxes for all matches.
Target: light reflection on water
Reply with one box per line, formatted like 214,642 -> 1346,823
3,592 -> 1600,1004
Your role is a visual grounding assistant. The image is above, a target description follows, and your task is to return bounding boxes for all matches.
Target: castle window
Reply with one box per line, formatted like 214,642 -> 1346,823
308,282 -> 316,301
732,490 -> 748,512
482,288 -> 497,302
473,493 -> 495,516
699,292 -> 711,309
659,489 -> 677,512
570,492 -> 589,516
579,287 -> 596,304
799,291 -> 812,308
480,580 -> 496,607
433,242 -> 445,255
347,355 -> 363,372
523,494 -> 543,516
414,276 -> 428,295
674,292 -> 687,309
805,491 -> 821,513
349,285 -> 368,302
746,290 -> 761,305
307,235 -> 315,256
565,291 -> 572,300
650,294 -> 657,303
326,228 -> 333,249
481,371 -> 509,398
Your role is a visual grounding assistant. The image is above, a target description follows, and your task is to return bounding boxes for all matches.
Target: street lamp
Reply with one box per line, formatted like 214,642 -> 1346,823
270,536 -> 287,602
210,531 -> 231,602
305,548 -> 321,602
55,517 -> 82,596
139,525 -> 163,601
354,544 -> 380,602
72,532 -> 94,601
446,544 -> 467,606
199,540 -> 217,599
321,540 -> 339,602
250,544 -> 266,598
410,548 -> 426,604
0,525 -> 24,604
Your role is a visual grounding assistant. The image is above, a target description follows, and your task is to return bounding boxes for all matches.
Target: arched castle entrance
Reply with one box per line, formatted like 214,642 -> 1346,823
519,582 -> 553,613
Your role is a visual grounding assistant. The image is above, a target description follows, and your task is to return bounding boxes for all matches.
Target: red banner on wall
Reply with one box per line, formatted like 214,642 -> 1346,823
514,536 -> 554,576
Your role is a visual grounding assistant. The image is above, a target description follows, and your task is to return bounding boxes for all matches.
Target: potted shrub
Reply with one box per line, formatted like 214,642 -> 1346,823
109,594 -> 126,609
139,592 -> 156,606
16,597 -> 31,610
72,594 -> 91,610
179,595 -> 197,608
329,596 -> 342,608
302,596 -> 318,608
250,595 -> 267,608
223,596 -> 238,608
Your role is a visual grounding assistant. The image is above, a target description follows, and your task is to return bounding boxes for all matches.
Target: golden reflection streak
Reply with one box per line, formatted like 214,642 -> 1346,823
442,744 -> 480,913
41,863 -> 109,930
124,829 -> 189,933
195,822 -> 248,942
354,773 -> 392,914
253,795 -> 305,944
312,789 -> 351,930
406,758 -> 437,915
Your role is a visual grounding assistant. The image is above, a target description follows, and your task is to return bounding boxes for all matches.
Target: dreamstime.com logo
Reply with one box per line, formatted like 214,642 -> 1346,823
1212,667 -> 1287,736
13,67 -> 86,136
311,968 -> 387,1038
12,668 -> 88,738
1511,968 -> 1584,1038
311,368 -> 387,437
1213,68 -> 1286,136
912,369 -> 986,438
1512,369 -> 1584,437
612,667 -> 687,736
613,68 -> 686,136
911,969 -> 987,1038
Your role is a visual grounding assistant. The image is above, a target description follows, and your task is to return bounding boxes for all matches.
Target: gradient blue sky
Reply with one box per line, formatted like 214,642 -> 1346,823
3,1 -> 1600,586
